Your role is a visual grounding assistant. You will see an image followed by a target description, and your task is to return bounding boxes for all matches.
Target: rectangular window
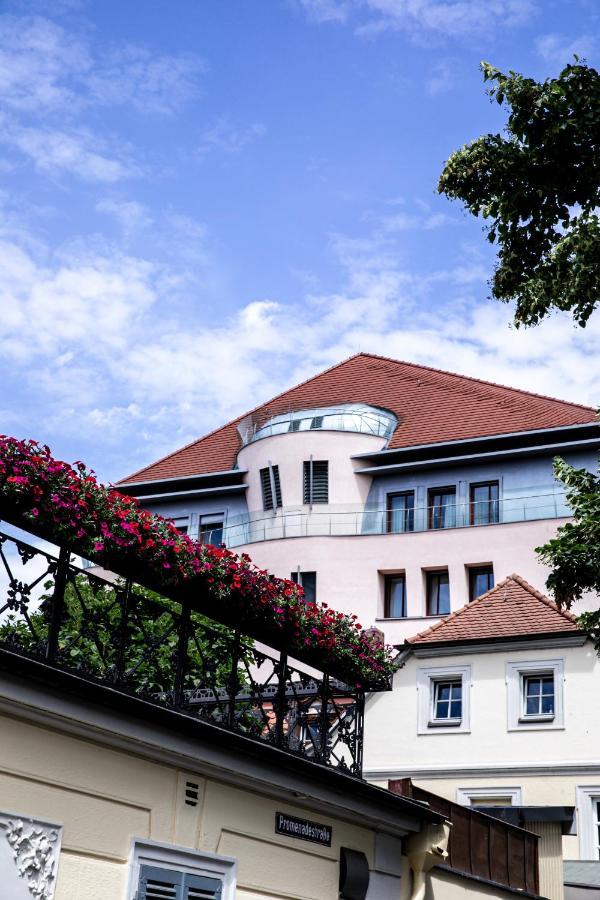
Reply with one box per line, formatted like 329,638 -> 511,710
171,516 -> 189,535
429,487 -> 456,529
595,799 -> 600,860
470,481 -> 500,525
199,516 -> 224,546
303,460 -> 328,504
432,679 -> 462,724
291,571 -> 317,603
384,574 -> 407,618
387,492 -> 415,533
506,659 -> 564,731
469,565 -> 494,601
427,571 -> 450,616
259,465 -> 282,511
522,674 -> 555,719
457,787 -> 523,807
138,864 -> 222,899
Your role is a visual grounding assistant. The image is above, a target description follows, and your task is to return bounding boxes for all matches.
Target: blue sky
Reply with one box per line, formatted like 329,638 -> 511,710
1,0 -> 599,482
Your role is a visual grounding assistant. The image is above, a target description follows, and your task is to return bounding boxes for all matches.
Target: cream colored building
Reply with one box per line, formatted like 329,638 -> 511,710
0,511 -> 552,900
364,575 -> 600,898
0,654 -> 551,900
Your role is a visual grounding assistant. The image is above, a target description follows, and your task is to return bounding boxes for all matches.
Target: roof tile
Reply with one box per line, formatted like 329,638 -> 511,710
120,353 -> 596,483
408,574 -> 581,645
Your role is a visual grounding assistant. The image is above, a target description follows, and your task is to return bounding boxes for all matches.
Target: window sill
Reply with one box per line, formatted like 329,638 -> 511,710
518,715 -> 555,724
428,719 -> 462,729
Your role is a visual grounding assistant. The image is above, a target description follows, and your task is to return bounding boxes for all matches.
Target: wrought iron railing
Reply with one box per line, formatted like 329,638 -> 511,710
221,491 -> 571,547
0,522 -> 365,776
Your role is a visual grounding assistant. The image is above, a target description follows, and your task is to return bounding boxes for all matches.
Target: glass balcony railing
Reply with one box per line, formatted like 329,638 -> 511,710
222,492 -> 571,548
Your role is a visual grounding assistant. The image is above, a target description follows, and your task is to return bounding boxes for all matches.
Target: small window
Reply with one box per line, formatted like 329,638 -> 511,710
506,659 -> 564,730
417,664 -> 471,734
384,574 -> 407,618
432,679 -> 462,724
522,674 -> 555,719
288,419 -> 301,432
291,571 -> 317,603
199,516 -> 224,546
470,481 -> 499,525
429,487 -> 456,529
171,516 -> 189,535
303,460 -> 328,504
310,415 -> 324,429
469,565 -> 494,601
259,465 -> 282,511
426,571 -> 450,616
138,864 -> 222,899
387,492 -> 415,533
457,787 -> 522,807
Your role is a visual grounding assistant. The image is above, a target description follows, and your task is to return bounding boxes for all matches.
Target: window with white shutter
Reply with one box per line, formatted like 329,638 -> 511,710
129,840 -> 235,900
138,865 -> 222,900
303,460 -> 328,504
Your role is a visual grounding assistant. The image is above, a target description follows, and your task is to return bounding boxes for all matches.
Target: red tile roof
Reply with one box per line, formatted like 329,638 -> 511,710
119,353 -> 596,483
408,574 -> 582,645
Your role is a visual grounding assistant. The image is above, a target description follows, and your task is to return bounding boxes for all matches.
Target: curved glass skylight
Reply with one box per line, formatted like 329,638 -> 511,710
239,403 -> 397,446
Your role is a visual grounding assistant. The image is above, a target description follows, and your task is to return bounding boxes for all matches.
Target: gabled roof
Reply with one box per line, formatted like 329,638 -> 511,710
407,574 -> 582,646
120,353 -> 596,484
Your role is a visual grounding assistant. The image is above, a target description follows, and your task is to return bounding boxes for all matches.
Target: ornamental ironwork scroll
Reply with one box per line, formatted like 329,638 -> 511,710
0,523 -> 365,777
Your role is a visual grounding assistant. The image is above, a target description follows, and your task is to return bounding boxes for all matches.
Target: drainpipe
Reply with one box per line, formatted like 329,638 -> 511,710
405,820 -> 451,900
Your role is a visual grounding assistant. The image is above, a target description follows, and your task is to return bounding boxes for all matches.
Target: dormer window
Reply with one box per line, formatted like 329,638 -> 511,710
239,403 -> 397,445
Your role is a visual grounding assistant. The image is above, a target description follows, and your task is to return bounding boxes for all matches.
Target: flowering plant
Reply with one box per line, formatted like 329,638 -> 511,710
0,436 -> 394,688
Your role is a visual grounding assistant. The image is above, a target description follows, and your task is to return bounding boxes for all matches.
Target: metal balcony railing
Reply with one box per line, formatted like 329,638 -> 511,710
0,522 -> 365,776
221,491 -> 571,547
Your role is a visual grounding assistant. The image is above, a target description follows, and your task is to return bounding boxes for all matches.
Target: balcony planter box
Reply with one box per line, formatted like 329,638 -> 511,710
0,483 -> 390,690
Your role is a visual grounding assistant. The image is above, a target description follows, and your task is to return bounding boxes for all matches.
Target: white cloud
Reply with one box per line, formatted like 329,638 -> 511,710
96,198 -> 154,235
197,118 -> 267,156
426,59 -> 457,94
297,0 -> 536,39
0,13 -> 205,116
0,14 -> 89,113
2,122 -> 139,182
0,214 -> 597,482
296,0 -> 354,22
85,45 -> 206,115
0,13 -> 205,180
535,33 -> 596,66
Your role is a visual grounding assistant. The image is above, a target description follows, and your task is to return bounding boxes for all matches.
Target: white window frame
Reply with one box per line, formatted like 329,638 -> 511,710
127,838 -> 236,900
506,658 -> 565,731
576,787 -> 600,860
456,787 -> 523,806
417,664 -> 471,734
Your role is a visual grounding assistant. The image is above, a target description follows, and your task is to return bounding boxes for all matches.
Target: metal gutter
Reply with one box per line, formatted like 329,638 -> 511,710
118,469 -> 247,490
401,632 -> 587,657
133,484 -> 249,502
352,421 -> 600,462
355,437 -> 600,475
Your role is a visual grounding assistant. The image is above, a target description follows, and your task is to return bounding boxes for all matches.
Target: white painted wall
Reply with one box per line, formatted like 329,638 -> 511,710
234,518 -> 592,643
237,428 -> 384,510
364,641 -> 600,861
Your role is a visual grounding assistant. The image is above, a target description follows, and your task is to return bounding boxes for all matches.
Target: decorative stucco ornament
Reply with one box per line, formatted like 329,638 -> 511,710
4,819 -> 59,899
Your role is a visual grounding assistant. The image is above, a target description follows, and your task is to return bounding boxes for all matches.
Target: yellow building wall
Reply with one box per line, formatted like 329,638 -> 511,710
0,712 -> 377,900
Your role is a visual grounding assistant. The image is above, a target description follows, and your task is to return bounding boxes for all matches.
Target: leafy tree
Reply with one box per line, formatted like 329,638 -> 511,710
0,575 -> 251,700
438,60 -> 600,327
537,458 -> 600,640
